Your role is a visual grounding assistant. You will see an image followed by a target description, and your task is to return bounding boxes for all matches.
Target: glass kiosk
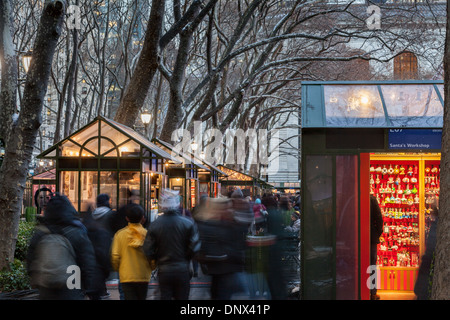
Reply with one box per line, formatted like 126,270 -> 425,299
301,80 -> 443,300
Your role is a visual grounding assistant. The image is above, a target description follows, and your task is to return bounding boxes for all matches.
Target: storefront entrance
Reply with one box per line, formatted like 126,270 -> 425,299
367,153 -> 439,298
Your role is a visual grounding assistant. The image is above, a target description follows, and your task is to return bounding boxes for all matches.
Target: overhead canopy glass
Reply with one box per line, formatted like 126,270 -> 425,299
302,81 -> 444,128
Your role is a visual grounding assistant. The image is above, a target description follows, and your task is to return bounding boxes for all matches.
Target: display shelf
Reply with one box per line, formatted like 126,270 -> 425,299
370,160 -> 421,269
370,154 -> 441,292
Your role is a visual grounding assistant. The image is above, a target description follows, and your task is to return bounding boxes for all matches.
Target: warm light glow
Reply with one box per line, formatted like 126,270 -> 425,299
191,141 -> 198,152
39,160 -> 44,166
200,151 -> 205,159
22,52 -> 32,73
141,110 -> 152,125
361,95 -> 369,104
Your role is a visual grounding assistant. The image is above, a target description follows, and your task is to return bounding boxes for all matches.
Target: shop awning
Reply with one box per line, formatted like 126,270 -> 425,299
302,80 -> 444,128
31,168 -> 56,180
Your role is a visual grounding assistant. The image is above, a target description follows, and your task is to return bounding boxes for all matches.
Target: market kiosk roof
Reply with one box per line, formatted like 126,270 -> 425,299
217,165 -> 273,188
302,80 -> 444,129
152,138 -> 214,171
153,138 -> 228,176
37,116 -> 180,163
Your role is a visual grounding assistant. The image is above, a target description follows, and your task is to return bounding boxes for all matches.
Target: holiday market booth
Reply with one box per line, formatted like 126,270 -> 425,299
36,116 -> 179,220
301,80 -> 443,300
152,138 -> 227,210
218,165 -> 273,198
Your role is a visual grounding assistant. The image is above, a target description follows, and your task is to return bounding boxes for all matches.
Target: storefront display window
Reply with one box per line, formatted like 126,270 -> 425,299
119,171 -> 140,207
60,171 -> 79,209
100,171 -> 117,209
80,171 -> 98,212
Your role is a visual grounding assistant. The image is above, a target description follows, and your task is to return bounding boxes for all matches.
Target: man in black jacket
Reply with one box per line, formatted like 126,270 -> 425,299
370,194 -> 383,300
143,189 -> 200,300
27,194 -> 103,300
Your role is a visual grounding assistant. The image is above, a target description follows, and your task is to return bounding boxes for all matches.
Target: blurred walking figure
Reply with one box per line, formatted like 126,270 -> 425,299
27,193 -> 103,300
143,189 -> 200,300
196,197 -> 249,300
111,204 -> 154,300
262,194 -> 287,300
252,198 -> 268,234
83,194 -> 115,299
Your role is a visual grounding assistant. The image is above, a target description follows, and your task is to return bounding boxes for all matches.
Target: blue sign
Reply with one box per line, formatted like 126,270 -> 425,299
388,129 -> 442,150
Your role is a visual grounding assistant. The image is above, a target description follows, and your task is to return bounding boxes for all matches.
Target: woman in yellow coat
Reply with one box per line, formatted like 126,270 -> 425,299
111,204 -> 154,300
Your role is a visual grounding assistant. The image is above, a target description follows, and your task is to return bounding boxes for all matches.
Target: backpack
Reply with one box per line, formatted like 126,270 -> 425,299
29,225 -> 77,289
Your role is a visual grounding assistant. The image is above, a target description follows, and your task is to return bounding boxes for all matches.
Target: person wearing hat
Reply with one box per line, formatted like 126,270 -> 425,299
143,189 -> 200,300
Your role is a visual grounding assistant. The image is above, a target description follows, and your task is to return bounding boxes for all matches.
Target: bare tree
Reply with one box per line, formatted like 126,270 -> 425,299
431,0 -> 450,300
0,0 -> 66,270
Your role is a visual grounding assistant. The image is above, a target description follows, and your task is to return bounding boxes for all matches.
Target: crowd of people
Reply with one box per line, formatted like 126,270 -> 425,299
26,187 -> 301,300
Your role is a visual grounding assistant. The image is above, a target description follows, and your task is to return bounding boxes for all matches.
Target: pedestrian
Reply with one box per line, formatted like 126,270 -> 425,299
284,211 -> 300,233
111,189 -> 143,234
27,193 -> 103,300
252,198 -> 268,233
196,197 -> 249,300
143,189 -> 200,300
262,194 -> 287,300
110,189 -> 142,299
414,196 -> 439,300
279,196 -> 294,228
110,204 -> 154,300
370,194 -> 383,300
83,193 -> 115,299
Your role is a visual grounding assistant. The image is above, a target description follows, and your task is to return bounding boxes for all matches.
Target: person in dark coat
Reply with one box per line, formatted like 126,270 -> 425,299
196,197 -> 249,300
143,189 -> 200,300
262,194 -> 287,300
370,194 -> 383,300
27,193 -> 103,300
83,193 -> 115,298
414,197 -> 439,300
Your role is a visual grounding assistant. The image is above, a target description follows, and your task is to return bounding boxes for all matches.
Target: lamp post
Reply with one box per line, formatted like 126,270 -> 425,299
22,51 -> 33,74
141,109 -> 152,138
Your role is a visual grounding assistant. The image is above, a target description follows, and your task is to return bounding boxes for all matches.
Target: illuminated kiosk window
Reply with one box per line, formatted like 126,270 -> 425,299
36,116 -> 179,213
303,81 -> 444,129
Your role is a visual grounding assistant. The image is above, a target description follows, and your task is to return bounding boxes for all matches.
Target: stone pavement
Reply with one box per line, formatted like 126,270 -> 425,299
103,268 -> 284,300
104,269 -> 213,300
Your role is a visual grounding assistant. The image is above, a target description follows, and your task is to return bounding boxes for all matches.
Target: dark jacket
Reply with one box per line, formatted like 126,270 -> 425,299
370,195 -> 383,244
196,219 -> 247,275
143,208 -> 200,272
83,206 -> 115,278
27,195 -> 103,299
414,215 -> 439,300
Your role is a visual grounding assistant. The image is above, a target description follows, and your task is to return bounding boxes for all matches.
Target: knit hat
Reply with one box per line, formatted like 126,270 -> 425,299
159,189 -> 180,210
96,193 -> 110,208
231,188 -> 244,199
255,198 -> 261,204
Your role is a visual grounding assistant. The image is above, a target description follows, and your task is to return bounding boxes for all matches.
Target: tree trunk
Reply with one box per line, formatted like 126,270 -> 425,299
114,0 -> 165,127
0,0 -> 66,270
431,0 -> 450,300
0,0 -> 18,144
